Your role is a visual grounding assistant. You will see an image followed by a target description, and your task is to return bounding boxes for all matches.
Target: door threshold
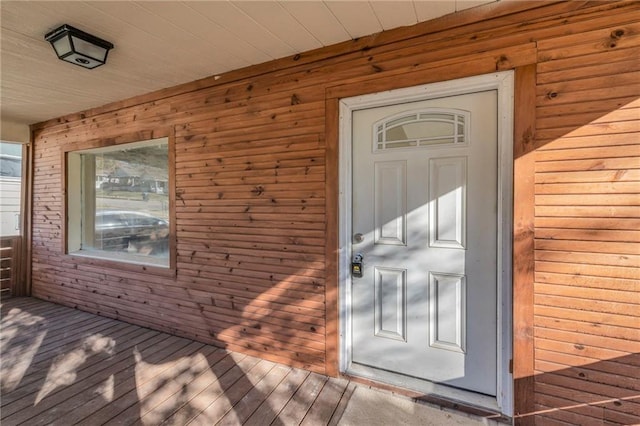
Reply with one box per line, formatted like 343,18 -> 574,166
345,363 -> 510,423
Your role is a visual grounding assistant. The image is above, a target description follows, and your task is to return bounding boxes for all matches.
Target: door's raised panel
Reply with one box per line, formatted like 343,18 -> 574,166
374,267 -> 407,341
429,272 -> 466,353
429,157 -> 467,249
374,161 -> 407,246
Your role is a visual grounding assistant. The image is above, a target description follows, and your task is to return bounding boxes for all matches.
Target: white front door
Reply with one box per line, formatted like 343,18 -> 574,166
350,90 -> 498,396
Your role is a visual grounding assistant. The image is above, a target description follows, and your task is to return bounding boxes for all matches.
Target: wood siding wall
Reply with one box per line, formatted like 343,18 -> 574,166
532,15 -> 640,426
31,2 -> 639,423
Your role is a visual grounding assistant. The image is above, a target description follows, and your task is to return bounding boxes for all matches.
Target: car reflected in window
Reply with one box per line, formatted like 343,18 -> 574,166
93,210 -> 169,255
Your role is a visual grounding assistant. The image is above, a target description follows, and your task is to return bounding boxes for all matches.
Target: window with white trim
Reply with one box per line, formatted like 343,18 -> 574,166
66,137 -> 170,267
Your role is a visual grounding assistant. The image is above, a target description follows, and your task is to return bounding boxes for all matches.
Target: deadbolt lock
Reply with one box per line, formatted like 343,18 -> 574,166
351,252 -> 364,278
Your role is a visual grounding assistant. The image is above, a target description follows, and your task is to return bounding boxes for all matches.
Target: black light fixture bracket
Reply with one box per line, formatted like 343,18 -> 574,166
45,24 -> 114,69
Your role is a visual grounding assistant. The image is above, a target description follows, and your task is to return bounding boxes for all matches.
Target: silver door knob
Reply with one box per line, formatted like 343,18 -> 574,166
353,233 -> 364,243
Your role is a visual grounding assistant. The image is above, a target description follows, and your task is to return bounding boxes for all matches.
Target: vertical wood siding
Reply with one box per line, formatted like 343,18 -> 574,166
31,1 -> 639,422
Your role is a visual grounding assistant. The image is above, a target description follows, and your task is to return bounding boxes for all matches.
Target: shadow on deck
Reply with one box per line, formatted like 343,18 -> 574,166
1,297 -> 494,425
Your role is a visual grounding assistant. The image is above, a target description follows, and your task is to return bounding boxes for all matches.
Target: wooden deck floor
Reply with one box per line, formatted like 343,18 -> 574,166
1,297 -> 357,426
1,297 -> 498,426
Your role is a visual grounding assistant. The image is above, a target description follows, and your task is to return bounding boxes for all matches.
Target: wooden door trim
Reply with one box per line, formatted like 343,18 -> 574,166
325,97 -> 340,377
512,64 -> 537,426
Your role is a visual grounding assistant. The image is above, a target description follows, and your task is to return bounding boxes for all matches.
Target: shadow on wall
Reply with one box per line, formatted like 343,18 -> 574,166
512,354 -> 640,425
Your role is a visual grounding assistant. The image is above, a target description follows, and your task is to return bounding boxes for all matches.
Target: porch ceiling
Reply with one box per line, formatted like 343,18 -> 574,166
0,0 -> 495,126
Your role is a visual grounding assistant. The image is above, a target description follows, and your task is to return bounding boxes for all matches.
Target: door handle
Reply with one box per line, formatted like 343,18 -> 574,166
353,233 -> 364,244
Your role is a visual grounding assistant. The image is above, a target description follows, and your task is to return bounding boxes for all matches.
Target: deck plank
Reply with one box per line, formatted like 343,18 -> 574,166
14,317 -> 127,366
1,320 -> 134,408
47,332 -> 174,426
0,297 -> 486,426
187,358 -> 278,425
163,353 -> 261,425
217,363 -> 292,425
243,367 -> 310,426
3,309 -> 107,344
300,376 -> 350,426
28,330 -> 168,426
78,339 -> 201,426
271,372 -> 328,426
132,347 -> 229,426
98,340 -> 209,425
2,327 -> 163,425
328,382 -> 357,426
1,323 -> 148,409
156,352 -> 246,426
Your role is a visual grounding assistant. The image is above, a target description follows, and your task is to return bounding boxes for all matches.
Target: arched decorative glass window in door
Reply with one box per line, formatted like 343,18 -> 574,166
373,109 -> 470,152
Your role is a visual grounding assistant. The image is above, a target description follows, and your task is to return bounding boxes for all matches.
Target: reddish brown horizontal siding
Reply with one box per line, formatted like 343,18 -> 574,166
533,14 -> 640,425
30,1 -> 639,423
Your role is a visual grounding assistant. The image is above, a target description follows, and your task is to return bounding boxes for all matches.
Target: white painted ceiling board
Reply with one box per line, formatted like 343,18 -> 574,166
134,2 -> 259,67
370,1 -> 419,31
188,1 -> 294,60
1,16 -> 165,122
88,2 -> 243,73
233,2 -> 323,53
0,0 -> 498,125
456,0 -> 493,12
414,1 -> 456,22
34,1 -> 197,85
178,3 -> 272,65
324,1 -> 383,39
279,1 -> 351,46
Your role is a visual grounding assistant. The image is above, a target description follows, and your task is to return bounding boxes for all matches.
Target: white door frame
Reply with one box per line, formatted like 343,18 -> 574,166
338,71 -> 514,416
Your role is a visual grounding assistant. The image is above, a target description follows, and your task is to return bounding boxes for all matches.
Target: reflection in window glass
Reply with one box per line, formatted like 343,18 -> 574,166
67,138 -> 169,267
374,109 -> 469,152
386,114 -> 417,129
0,142 -> 23,237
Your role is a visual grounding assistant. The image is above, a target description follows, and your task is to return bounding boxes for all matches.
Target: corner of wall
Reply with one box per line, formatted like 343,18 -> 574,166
1,119 -> 31,144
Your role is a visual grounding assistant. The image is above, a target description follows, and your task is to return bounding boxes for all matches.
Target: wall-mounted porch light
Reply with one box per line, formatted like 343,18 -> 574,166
45,24 -> 114,69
